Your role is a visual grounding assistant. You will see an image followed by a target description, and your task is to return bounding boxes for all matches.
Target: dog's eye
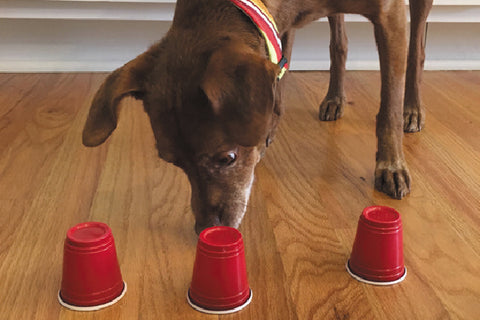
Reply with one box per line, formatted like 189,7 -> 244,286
215,151 -> 237,167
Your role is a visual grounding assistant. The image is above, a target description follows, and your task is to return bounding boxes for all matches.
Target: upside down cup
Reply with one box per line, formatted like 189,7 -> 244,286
187,226 -> 252,314
347,206 -> 407,285
58,222 -> 127,311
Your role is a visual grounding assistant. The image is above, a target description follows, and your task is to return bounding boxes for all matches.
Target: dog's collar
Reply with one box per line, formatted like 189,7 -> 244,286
229,0 -> 288,79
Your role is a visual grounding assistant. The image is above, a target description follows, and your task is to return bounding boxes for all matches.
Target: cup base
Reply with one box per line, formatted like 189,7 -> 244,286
58,281 -> 127,312
346,260 -> 406,286
187,289 -> 252,315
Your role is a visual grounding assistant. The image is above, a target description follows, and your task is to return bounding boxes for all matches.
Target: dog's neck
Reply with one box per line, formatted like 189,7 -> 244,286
173,0 -> 328,35
170,0 -> 325,74
259,0 -> 331,32
229,0 -> 288,78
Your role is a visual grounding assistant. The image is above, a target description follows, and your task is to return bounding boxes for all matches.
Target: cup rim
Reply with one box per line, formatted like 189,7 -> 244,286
346,260 -> 407,286
187,289 -> 252,314
66,222 -> 112,248
361,206 -> 401,228
198,226 -> 243,252
58,281 -> 127,312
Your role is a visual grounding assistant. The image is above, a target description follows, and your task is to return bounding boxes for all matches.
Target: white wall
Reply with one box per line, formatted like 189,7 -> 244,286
1,0 -> 479,72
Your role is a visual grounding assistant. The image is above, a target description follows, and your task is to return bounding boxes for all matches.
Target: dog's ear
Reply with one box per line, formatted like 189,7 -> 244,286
82,51 -> 154,146
201,44 -> 280,146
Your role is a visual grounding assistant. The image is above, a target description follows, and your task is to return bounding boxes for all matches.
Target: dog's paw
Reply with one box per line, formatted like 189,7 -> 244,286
374,161 -> 411,199
319,95 -> 346,121
403,102 -> 425,133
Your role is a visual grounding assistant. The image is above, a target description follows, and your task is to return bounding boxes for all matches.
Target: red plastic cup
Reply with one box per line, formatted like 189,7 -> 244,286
187,226 -> 252,314
346,206 -> 407,285
58,222 -> 127,311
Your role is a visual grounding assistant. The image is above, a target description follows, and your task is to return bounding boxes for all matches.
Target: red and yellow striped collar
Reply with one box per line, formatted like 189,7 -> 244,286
229,0 -> 288,79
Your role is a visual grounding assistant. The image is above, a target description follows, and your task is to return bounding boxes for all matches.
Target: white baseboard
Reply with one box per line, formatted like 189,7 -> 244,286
2,60 -> 479,73
0,61 -> 123,73
1,2 -> 479,72
291,60 -> 480,71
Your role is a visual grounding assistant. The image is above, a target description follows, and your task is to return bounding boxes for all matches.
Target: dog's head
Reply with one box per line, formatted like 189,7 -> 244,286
82,37 -> 281,234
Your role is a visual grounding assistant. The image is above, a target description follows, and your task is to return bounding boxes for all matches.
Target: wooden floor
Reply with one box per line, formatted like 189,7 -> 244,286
0,71 -> 479,320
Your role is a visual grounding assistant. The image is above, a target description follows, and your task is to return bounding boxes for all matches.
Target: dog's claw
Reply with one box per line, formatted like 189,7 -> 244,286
374,162 -> 411,199
319,95 -> 346,121
403,103 -> 425,133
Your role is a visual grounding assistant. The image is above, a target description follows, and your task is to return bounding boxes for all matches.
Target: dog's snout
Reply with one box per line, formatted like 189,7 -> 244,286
189,156 -> 255,235
194,217 -> 221,235
194,208 -> 231,235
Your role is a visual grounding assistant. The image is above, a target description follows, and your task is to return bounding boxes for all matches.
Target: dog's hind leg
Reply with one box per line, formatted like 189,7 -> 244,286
319,14 -> 348,121
403,0 -> 433,132
371,2 -> 411,199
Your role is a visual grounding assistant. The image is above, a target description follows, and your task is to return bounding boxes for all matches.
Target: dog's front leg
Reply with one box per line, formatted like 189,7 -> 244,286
270,29 -> 296,138
281,29 -> 296,64
371,3 -> 410,199
319,14 -> 348,121
404,0 -> 433,132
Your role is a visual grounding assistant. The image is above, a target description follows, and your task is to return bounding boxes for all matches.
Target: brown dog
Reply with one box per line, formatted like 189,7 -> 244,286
83,0 -> 431,234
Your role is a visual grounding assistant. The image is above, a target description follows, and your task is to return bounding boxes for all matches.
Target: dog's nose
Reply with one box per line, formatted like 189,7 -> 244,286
194,223 -> 207,235
194,215 -> 222,235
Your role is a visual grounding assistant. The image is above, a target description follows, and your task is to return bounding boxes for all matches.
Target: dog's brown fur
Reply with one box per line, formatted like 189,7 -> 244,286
83,0 -> 431,234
